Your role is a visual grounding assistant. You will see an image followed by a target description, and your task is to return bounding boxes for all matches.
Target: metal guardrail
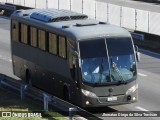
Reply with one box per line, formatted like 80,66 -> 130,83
0,3 -> 33,16
0,4 -> 16,11
0,3 -> 16,16
0,74 -> 101,120
131,32 -> 144,40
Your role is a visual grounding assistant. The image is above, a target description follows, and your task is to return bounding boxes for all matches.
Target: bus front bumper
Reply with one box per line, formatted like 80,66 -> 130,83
81,93 -> 138,107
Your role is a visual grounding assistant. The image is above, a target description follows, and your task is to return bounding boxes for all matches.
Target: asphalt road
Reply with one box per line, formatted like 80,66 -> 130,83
0,16 -> 160,120
97,0 -> 160,12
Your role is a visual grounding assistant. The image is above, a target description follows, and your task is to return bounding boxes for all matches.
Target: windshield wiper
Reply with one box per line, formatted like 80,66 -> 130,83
117,80 -> 127,85
92,82 -> 118,86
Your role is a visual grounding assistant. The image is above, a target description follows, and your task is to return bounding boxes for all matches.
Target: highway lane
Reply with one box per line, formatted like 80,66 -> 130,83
0,17 -> 160,120
0,16 -> 11,60
97,0 -> 160,12
138,49 -> 160,74
0,16 -> 18,79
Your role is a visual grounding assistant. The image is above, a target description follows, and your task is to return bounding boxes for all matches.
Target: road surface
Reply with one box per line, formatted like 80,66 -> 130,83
97,0 -> 160,12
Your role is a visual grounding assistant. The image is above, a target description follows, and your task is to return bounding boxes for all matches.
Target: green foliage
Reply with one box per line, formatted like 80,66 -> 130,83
0,88 -> 67,120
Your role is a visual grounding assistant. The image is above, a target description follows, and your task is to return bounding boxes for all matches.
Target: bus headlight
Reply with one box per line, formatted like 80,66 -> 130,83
126,84 -> 138,95
81,89 -> 97,98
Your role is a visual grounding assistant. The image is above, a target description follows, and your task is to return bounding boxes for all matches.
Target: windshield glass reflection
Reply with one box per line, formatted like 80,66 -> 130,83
81,57 -> 110,83
110,55 -> 136,81
79,38 -> 136,85
79,39 -> 110,84
106,38 -> 136,82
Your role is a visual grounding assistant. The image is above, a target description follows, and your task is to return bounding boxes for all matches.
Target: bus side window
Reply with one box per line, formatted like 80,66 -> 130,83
59,36 -> 66,58
38,30 -> 46,50
49,33 -> 57,55
30,27 -> 37,47
21,24 -> 28,44
12,20 -> 19,42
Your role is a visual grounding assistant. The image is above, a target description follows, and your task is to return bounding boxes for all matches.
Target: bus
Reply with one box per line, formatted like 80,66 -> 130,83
11,8 -> 139,107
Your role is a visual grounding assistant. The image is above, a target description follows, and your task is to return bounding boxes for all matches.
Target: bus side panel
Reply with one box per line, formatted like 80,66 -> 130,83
11,41 -> 71,78
11,41 -> 82,104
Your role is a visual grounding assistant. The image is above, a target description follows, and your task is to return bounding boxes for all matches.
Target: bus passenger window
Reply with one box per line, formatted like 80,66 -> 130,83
59,36 -> 66,58
30,27 -> 37,47
12,20 -> 19,42
49,33 -> 57,54
21,24 -> 28,44
38,30 -> 46,50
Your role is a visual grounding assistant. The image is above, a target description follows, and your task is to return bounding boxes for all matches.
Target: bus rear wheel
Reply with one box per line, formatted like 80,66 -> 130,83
26,70 -> 32,86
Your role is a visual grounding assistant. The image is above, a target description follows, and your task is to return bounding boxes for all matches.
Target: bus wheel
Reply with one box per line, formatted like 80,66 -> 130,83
63,87 -> 70,102
26,70 -> 32,86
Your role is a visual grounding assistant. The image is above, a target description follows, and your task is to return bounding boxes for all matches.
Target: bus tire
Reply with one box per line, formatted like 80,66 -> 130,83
26,70 -> 32,86
63,86 -> 70,102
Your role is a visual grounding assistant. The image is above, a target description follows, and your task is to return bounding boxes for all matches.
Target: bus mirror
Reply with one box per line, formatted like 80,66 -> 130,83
73,51 -> 79,57
135,45 -> 140,62
135,45 -> 138,52
136,52 -> 140,62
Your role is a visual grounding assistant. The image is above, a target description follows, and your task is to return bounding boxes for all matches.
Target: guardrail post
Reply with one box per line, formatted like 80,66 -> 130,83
69,108 -> 77,120
58,0 -> 59,10
35,0 -> 36,8
120,6 -> 122,27
43,93 -> 51,111
46,0 -> 48,9
148,11 -> 150,33
82,0 -> 84,14
70,0 -> 71,11
20,85 -> 27,100
135,9 -> 137,30
107,2 -> 109,23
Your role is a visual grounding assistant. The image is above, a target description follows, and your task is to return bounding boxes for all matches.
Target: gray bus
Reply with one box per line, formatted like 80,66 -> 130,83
11,8 -> 139,107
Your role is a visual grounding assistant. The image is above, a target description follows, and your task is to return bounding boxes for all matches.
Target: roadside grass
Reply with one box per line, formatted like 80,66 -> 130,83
0,88 -> 67,120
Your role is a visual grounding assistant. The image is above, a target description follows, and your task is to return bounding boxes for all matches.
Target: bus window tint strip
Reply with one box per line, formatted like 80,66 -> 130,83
106,38 -> 134,56
79,39 -> 107,59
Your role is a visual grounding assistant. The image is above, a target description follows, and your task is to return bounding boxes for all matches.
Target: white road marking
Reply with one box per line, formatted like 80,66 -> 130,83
138,73 -> 147,77
135,106 -> 149,111
135,106 -> 158,117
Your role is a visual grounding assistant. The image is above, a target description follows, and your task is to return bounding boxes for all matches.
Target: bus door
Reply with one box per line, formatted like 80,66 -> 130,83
67,40 -> 80,103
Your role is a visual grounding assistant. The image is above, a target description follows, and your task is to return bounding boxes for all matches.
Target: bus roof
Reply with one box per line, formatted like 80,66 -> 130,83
11,8 -> 131,40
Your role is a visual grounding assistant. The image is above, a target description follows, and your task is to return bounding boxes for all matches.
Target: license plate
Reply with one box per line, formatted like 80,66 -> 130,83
107,96 -> 117,101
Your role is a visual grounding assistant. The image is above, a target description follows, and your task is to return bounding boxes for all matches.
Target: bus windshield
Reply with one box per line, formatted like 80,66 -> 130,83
107,38 -> 136,82
79,38 -> 136,85
80,39 -> 110,84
